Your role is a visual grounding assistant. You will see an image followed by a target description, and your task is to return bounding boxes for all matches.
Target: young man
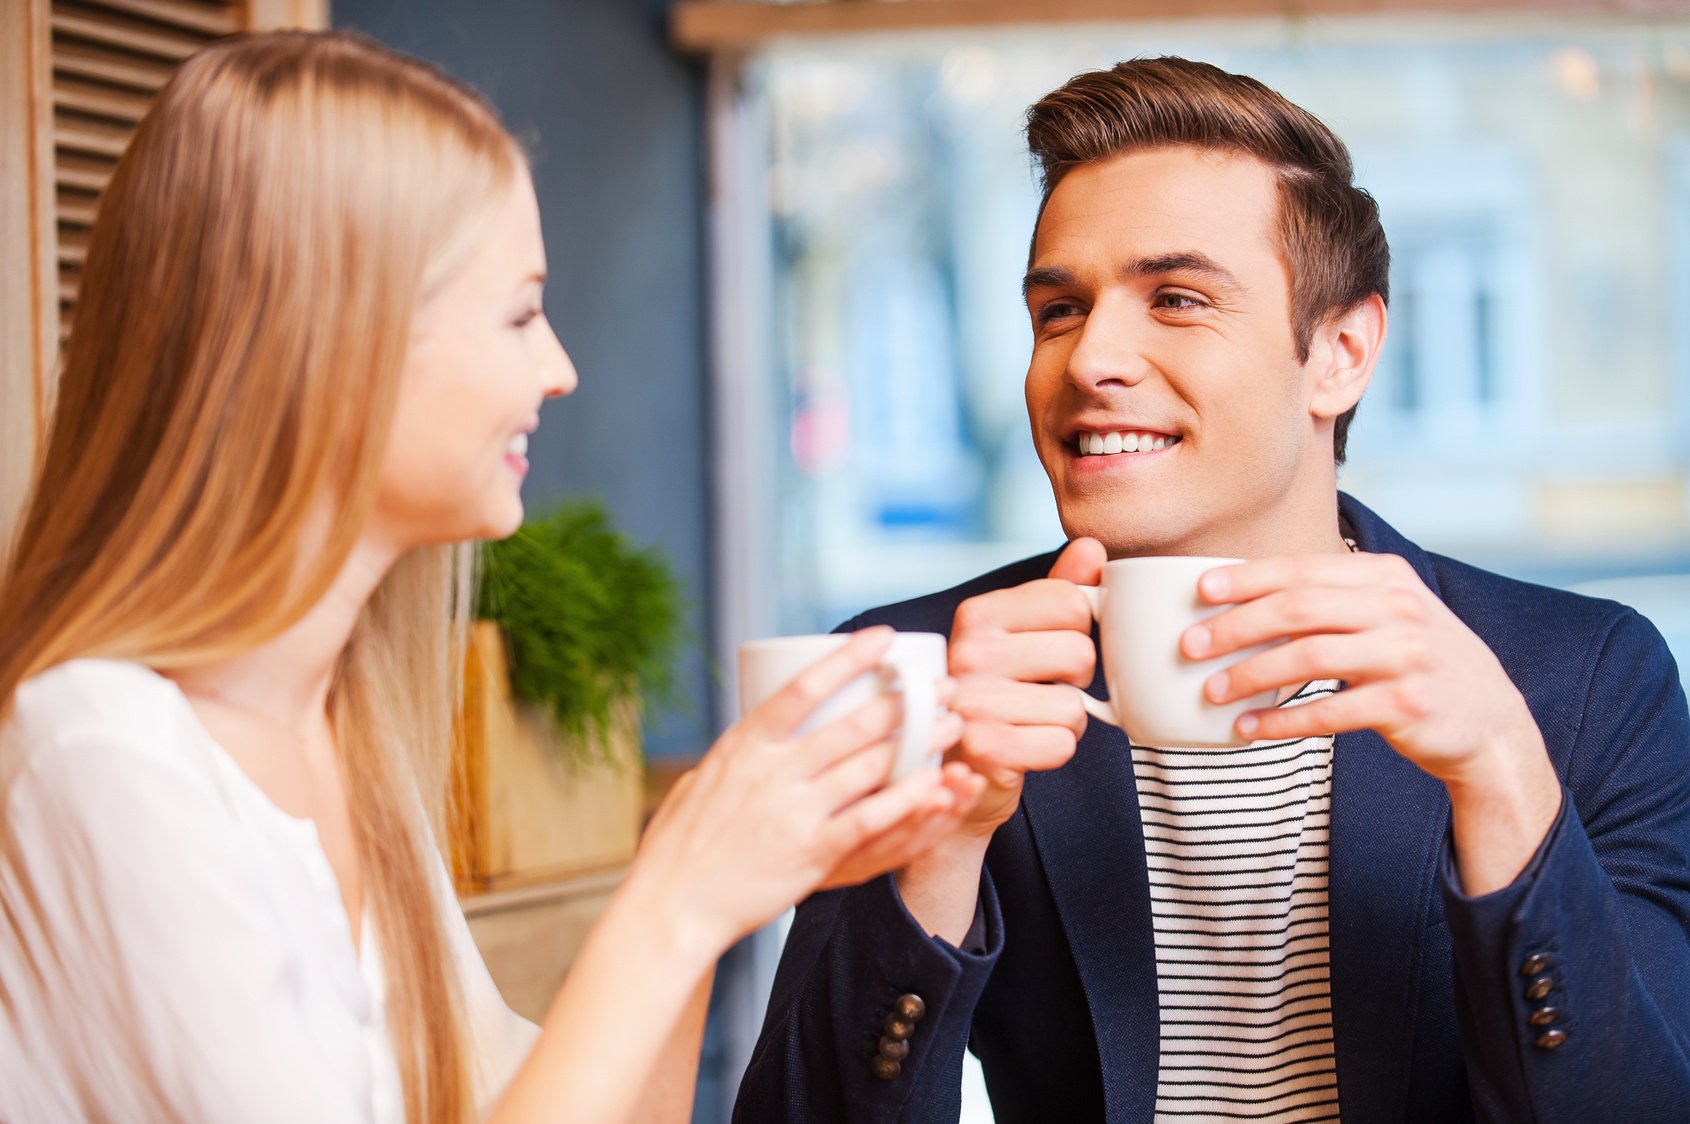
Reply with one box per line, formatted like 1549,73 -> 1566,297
734,58 -> 1690,1122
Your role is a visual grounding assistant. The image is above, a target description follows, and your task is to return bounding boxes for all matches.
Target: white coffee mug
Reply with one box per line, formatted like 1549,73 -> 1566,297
1075,557 -> 1279,748
736,632 -> 947,781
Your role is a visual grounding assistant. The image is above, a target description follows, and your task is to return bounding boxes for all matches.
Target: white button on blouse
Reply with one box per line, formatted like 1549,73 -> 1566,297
0,659 -> 539,1122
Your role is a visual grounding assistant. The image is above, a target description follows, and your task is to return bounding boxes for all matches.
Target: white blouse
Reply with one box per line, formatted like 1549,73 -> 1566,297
0,659 -> 540,1123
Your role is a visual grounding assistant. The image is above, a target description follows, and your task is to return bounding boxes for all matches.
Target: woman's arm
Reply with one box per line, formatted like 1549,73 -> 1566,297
487,878 -> 718,1123
487,628 -> 982,1122
632,972 -> 714,1121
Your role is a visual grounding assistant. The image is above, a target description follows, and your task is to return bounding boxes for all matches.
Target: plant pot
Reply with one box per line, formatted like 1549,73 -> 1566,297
453,621 -> 644,894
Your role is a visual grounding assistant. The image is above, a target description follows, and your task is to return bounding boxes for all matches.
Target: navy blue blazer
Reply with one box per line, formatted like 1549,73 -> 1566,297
733,495 -> 1690,1123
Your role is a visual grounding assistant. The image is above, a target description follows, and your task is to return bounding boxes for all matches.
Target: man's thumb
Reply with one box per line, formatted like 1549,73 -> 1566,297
1048,537 -> 1107,586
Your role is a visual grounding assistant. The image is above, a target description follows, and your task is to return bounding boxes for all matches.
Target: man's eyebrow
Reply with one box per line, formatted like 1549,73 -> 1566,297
1022,265 -> 1077,300
1022,253 -> 1244,301
1124,252 -> 1242,289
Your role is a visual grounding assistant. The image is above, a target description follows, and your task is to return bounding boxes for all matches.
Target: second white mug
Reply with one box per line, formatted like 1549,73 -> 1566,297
737,631 -> 948,781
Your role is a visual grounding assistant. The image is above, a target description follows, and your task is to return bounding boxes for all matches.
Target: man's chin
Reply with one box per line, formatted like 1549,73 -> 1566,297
1055,495 -> 1206,560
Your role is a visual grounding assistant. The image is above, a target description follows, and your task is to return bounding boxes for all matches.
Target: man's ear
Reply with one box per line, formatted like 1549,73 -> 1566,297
1308,293 -> 1386,420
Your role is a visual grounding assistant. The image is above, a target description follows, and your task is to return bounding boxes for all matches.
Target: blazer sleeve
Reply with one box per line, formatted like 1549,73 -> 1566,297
732,870 -> 1003,1123
1442,607 -> 1690,1121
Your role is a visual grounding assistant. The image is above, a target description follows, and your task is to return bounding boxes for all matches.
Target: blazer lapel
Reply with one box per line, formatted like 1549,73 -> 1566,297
1328,493 -> 1455,1121
1020,673 -> 1160,1124
1327,727 -> 1450,1122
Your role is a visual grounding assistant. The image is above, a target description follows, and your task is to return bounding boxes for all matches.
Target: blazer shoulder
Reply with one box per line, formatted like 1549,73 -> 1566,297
1426,552 -> 1674,691
1344,494 -> 1668,689
837,548 -> 1065,637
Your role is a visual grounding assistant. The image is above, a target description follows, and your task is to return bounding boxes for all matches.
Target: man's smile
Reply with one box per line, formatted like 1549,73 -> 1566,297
1073,429 -> 1182,456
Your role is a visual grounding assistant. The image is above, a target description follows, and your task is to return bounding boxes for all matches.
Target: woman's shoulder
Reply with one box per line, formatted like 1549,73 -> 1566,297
4,658 -> 201,776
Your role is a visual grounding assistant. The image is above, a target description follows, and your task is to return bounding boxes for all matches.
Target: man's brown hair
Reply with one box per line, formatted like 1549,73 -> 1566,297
1025,56 -> 1389,464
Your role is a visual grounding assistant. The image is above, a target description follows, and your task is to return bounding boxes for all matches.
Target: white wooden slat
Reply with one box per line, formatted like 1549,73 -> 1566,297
78,0 -> 237,37
56,189 -> 100,227
55,151 -> 114,193
57,227 -> 87,268
55,113 -> 131,158
52,7 -> 209,63
54,74 -> 154,123
53,38 -> 177,91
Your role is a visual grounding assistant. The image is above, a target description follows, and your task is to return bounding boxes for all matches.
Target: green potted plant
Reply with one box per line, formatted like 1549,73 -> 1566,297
455,500 -> 683,893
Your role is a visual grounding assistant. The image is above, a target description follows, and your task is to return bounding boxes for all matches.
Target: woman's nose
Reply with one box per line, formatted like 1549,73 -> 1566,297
540,318 -> 578,399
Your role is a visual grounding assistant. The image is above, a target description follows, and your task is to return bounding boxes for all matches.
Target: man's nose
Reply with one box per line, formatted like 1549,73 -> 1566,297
1065,293 -> 1152,393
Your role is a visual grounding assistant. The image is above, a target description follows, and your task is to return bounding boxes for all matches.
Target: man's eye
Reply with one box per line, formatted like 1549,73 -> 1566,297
1155,292 -> 1205,311
512,308 -> 541,328
1036,300 -> 1082,324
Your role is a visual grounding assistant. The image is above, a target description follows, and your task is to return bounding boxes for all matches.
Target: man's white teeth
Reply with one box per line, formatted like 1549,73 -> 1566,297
1078,431 -> 1177,456
506,433 -> 529,457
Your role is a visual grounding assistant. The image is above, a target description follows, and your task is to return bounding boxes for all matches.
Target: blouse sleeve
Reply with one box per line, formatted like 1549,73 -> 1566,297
0,725 -> 380,1123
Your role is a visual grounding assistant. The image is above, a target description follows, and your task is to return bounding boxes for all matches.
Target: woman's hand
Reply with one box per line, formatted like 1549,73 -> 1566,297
619,626 -> 981,962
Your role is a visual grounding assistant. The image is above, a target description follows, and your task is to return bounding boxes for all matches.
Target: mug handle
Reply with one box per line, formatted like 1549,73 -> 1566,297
880,655 -> 940,781
1074,585 -> 1122,730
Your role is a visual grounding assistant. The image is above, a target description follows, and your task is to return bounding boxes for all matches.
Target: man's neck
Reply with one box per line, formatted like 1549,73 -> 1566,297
1133,488 -> 1351,561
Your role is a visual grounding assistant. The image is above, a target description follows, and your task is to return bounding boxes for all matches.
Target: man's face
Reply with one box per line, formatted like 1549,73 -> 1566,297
1024,146 -> 1338,558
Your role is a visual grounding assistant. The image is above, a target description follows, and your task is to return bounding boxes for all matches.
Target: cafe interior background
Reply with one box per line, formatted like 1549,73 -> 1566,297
3,0 -> 1688,1119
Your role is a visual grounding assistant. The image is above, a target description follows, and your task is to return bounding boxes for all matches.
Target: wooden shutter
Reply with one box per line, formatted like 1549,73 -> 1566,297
51,2 -> 246,345
0,0 -> 325,560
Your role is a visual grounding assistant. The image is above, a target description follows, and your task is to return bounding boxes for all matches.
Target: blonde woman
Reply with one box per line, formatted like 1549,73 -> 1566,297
0,31 -> 982,1124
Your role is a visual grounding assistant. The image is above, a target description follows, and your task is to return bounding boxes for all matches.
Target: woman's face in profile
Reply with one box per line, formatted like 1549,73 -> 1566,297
376,175 -> 575,548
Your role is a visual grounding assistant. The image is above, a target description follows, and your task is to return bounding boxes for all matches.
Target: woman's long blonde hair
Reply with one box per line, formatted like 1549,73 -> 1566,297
0,31 -> 526,1123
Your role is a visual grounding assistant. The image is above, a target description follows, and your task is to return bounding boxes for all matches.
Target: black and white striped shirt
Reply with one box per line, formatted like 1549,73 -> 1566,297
1133,681 -> 1342,1122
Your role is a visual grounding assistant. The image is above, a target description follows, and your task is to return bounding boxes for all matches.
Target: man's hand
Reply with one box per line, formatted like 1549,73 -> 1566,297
893,538 -> 1105,943
1186,551 -> 1563,895
947,537 -> 1105,840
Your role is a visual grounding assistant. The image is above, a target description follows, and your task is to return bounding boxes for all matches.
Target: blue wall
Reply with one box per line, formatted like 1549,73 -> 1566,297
333,0 -> 715,759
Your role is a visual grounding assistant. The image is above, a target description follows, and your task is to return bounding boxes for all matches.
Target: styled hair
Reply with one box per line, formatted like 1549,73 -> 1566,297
1025,57 -> 1390,464
0,30 -> 525,1123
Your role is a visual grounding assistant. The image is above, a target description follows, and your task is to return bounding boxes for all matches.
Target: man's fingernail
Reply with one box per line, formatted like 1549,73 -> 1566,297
1206,670 -> 1229,701
1200,571 -> 1229,598
1237,713 -> 1259,738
